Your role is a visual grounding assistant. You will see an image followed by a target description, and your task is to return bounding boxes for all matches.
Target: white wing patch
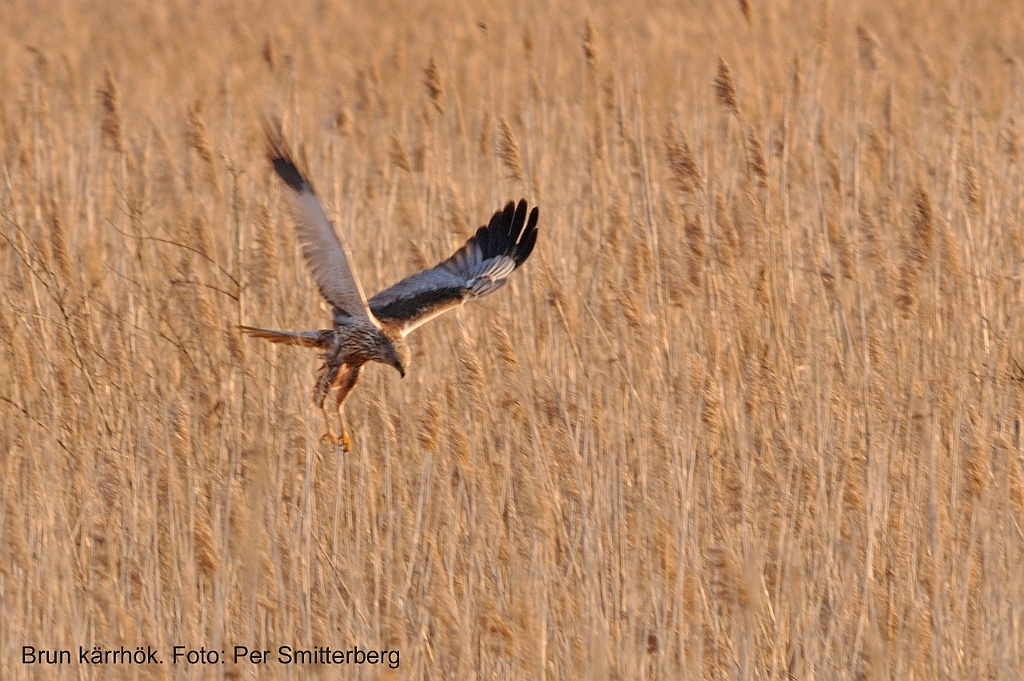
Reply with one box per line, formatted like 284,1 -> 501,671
465,255 -> 516,296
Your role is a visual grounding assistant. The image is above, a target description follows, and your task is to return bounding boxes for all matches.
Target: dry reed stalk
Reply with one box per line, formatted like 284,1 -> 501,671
664,122 -> 703,195
97,68 -> 124,153
186,101 -> 215,165
334,106 -> 353,136
714,57 -> 739,116
707,543 -> 750,610
406,237 -> 430,272
262,35 -> 276,69
457,336 -> 486,413
938,220 -> 963,293
619,282 -> 644,331
497,116 -> 525,183
48,198 -> 72,285
424,57 -> 445,114
738,0 -> 751,23
193,498 -> 220,578
355,68 -> 375,115
189,208 -> 215,263
413,108 -> 431,171
444,186 -> 470,238
896,184 -> 935,314
1004,124 -> 1020,162
962,160 -> 981,215
856,25 -> 881,71
605,191 -> 626,258
391,40 -> 406,74
684,211 -> 706,289
590,107 -> 607,165
826,214 -> 854,280
478,110 -> 492,157
389,133 -> 412,172
858,197 -> 885,276
491,318 -> 519,366
417,398 -> 442,452
247,202 -> 278,303
715,192 -> 739,267
745,129 -> 767,188
583,20 -> 598,70
818,124 -> 841,192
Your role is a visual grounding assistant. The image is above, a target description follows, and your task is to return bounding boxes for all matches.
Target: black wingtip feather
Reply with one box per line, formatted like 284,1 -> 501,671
515,206 -> 540,266
511,199 -> 528,237
500,203 -> 516,247
271,157 -> 306,192
262,114 -> 311,193
475,199 -> 539,268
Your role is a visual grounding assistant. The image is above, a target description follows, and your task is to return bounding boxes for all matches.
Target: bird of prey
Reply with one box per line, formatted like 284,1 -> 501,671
242,125 -> 539,449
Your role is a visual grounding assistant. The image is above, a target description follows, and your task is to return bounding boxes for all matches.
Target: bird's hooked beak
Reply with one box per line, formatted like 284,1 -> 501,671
388,338 -> 410,378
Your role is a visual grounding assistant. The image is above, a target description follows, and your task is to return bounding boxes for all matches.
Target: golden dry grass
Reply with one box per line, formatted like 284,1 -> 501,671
4,0 -> 1024,678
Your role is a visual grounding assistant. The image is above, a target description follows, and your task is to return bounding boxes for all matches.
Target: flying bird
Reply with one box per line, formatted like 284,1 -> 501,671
242,124 -> 539,449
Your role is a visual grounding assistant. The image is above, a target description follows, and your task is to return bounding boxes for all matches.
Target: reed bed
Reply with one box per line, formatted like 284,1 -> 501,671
3,0 -> 1024,677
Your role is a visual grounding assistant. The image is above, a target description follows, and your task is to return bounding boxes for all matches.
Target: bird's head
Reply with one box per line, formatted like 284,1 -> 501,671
379,334 -> 410,378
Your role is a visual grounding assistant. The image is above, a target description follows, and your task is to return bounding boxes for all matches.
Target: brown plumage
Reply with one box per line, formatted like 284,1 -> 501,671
242,120 -> 539,449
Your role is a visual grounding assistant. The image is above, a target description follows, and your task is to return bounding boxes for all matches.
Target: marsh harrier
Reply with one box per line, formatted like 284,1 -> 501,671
242,125 -> 539,449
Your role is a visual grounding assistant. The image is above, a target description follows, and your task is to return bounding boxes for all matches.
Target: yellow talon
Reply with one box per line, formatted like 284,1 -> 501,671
320,417 -> 351,452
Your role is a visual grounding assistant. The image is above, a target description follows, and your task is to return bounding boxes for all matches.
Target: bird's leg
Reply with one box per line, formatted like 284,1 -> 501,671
331,364 -> 363,452
320,405 -> 342,446
315,361 -> 341,410
315,354 -> 344,445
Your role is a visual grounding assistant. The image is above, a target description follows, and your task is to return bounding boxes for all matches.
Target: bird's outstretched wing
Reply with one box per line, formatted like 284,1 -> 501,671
369,199 -> 539,336
264,119 -> 377,324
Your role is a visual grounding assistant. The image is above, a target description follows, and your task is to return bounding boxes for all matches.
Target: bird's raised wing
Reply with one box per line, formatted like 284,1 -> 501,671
369,199 -> 539,336
265,121 -> 377,324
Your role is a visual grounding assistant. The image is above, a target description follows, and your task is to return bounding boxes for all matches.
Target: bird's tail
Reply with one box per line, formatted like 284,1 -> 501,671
239,326 -> 331,348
